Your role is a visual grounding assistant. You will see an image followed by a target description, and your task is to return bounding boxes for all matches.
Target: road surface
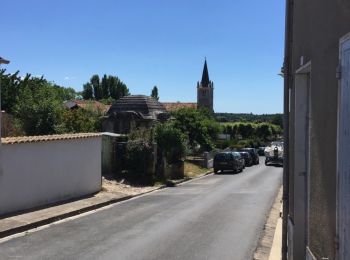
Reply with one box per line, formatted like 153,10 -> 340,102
0,161 -> 282,260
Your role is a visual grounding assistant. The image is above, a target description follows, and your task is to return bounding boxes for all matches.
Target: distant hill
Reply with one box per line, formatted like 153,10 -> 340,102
215,113 -> 283,127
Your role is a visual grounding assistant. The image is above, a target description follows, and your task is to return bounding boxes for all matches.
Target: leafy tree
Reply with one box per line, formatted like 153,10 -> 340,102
90,74 -> 102,100
171,108 -> 220,151
271,114 -> 283,129
82,74 -> 129,101
56,108 -> 101,133
115,78 -> 129,99
255,123 -> 272,140
237,123 -> 254,139
13,79 -> 62,135
101,74 -> 109,99
82,83 -> 93,99
53,85 -> 76,101
151,86 -> 159,101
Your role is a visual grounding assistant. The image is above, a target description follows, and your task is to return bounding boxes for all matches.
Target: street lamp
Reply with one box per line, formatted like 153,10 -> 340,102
0,56 -> 10,177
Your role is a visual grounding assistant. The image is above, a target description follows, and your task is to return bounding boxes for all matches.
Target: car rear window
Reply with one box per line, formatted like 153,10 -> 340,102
214,153 -> 232,161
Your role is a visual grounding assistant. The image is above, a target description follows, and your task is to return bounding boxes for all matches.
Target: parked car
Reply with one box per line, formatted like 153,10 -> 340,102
257,147 -> 266,156
240,148 -> 259,165
214,152 -> 244,174
233,151 -> 245,170
238,151 -> 253,167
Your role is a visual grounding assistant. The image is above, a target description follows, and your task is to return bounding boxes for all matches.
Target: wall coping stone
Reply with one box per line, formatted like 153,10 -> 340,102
1,133 -> 102,145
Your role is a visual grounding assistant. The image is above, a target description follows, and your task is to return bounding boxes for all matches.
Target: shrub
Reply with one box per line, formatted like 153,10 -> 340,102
154,123 -> 186,164
126,140 -> 155,185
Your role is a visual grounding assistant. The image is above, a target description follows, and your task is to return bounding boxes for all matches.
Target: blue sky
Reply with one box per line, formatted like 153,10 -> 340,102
1,0 -> 285,114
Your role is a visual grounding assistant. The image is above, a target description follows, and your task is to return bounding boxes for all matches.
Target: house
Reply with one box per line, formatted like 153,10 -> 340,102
285,1 -> 350,259
102,95 -> 169,134
63,100 -> 110,115
162,102 -> 197,112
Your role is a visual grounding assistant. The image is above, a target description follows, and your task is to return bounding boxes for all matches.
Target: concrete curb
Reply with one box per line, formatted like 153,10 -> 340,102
0,170 -> 213,239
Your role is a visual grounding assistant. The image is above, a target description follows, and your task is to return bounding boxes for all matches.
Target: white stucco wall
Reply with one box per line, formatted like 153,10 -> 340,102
0,136 -> 102,216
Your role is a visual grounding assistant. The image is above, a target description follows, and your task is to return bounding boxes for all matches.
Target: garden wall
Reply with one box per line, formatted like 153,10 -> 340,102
0,133 -> 102,216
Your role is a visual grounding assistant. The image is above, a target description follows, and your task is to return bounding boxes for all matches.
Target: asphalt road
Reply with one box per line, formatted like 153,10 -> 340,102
0,160 -> 282,260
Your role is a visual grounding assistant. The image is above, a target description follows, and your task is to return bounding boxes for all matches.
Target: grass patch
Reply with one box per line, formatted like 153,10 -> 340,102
184,161 -> 211,178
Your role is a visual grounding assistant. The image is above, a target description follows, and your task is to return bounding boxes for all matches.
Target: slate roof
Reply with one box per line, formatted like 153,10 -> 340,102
1,133 -> 101,145
107,95 -> 168,120
201,59 -> 210,87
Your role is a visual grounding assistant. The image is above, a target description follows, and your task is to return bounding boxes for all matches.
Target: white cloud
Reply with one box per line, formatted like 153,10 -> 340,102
64,76 -> 76,81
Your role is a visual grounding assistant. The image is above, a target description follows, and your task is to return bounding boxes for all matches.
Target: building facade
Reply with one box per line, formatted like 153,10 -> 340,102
197,59 -> 214,112
285,1 -> 350,259
102,95 -> 169,134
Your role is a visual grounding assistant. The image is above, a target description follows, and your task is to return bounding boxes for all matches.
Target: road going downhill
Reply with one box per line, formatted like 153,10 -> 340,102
0,161 -> 282,260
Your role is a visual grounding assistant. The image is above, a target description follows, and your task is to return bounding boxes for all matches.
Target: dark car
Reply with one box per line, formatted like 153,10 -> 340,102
257,147 -> 266,156
232,151 -> 245,170
214,152 -> 244,174
239,151 -> 253,167
240,148 -> 259,165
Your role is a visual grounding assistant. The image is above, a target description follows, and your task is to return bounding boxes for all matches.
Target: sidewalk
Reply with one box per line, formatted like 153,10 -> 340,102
0,171 -> 212,239
254,186 -> 283,260
269,210 -> 282,260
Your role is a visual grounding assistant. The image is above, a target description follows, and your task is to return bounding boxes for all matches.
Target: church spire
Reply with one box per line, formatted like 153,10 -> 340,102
201,58 -> 210,87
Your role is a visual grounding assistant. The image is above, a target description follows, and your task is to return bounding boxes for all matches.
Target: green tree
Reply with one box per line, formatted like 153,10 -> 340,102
255,123 -> 272,141
82,74 -> 129,101
57,108 -> 101,133
90,75 -> 102,100
13,79 -> 62,135
0,70 -> 23,113
101,74 -> 109,99
82,83 -> 93,99
53,85 -> 76,101
116,79 -> 130,99
271,114 -> 283,129
171,108 -> 220,151
237,123 -> 254,139
151,86 -> 159,101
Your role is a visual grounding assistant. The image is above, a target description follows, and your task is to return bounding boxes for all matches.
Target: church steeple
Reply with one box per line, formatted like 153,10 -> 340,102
201,59 -> 210,87
197,58 -> 214,112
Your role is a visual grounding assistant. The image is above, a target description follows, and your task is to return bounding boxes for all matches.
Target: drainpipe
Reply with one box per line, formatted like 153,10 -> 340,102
282,0 -> 293,259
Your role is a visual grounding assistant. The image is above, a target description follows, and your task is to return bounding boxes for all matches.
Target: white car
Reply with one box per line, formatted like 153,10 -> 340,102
265,141 -> 283,166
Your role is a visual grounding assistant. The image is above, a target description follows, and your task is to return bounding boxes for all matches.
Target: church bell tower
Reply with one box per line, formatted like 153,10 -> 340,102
197,59 -> 214,112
